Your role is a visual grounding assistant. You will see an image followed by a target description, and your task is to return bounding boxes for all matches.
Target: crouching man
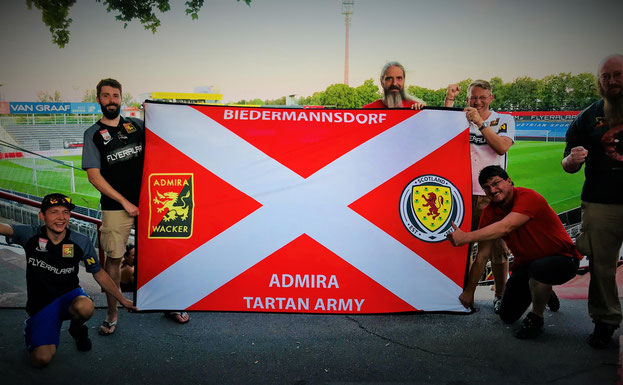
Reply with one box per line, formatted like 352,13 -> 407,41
447,166 -> 582,339
0,193 -> 137,367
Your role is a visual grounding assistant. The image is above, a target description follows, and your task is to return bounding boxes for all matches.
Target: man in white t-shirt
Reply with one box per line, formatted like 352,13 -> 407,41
444,80 -> 522,313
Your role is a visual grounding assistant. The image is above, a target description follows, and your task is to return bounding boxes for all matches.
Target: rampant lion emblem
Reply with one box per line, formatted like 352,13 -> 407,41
153,191 -> 191,222
422,192 -> 444,220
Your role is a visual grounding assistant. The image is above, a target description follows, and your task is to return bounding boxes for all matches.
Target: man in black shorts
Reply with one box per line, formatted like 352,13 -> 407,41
0,193 -> 136,367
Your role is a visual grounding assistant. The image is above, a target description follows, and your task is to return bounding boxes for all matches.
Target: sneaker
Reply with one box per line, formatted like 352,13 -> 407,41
493,296 -> 503,314
69,321 -> 92,352
515,312 -> 544,339
588,322 -> 618,349
547,290 -> 560,312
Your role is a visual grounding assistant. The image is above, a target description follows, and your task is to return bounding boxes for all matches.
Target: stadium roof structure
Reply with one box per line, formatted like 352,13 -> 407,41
143,91 -> 223,104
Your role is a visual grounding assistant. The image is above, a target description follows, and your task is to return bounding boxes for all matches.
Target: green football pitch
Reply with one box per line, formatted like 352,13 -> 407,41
507,141 -> 583,213
0,141 -> 583,213
0,155 -> 101,209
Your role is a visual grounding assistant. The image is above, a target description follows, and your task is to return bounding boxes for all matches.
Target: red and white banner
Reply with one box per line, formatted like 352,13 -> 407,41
137,102 -> 472,313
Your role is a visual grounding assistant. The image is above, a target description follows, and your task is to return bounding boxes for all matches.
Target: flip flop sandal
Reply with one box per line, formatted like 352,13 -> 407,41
98,320 -> 117,335
164,311 -> 190,324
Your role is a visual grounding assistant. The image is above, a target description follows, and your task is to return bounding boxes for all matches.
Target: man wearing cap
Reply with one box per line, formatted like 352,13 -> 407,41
0,193 -> 136,367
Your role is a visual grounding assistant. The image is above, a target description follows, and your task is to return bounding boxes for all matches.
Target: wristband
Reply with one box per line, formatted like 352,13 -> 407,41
445,97 -> 455,101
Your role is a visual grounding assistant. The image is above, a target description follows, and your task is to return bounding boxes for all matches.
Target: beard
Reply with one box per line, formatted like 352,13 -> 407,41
599,82 -> 623,125
382,86 -> 408,108
100,102 -> 120,120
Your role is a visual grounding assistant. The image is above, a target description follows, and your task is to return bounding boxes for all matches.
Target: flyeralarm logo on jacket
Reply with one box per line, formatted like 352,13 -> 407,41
399,174 -> 464,243
148,173 -> 194,239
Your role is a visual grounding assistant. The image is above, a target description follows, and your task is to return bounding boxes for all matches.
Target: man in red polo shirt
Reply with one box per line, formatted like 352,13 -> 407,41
363,61 -> 425,109
448,166 -> 582,339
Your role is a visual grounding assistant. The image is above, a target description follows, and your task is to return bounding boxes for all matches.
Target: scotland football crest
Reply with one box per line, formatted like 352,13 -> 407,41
399,174 -> 464,243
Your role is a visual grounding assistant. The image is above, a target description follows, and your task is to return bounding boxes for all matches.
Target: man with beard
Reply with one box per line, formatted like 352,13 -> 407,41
363,62 -> 426,109
444,80 -> 526,314
83,79 -> 191,332
82,78 -> 145,335
562,54 -> 623,348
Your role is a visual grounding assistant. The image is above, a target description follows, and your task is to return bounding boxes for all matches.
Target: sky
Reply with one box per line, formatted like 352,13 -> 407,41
0,0 -> 621,104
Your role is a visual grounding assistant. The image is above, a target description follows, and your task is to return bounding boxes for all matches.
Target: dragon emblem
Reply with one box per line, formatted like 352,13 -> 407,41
153,191 -> 191,222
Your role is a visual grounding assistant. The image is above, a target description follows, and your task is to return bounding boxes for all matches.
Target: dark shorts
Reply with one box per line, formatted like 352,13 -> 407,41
24,287 -> 88,352
499,255 -> 579,324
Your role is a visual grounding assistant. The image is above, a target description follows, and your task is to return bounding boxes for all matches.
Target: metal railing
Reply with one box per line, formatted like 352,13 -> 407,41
0,190 -> 107,267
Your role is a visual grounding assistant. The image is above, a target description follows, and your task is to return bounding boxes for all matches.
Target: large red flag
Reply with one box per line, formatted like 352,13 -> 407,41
137,102 -> 472,313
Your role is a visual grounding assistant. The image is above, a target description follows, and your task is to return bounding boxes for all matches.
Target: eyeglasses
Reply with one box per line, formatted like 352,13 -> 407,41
600,71 -> 622,82
469,95 -> 491,102
482,178 -> 505,191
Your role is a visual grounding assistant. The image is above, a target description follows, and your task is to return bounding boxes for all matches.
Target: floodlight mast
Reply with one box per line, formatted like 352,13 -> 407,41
342,1 -> 354,85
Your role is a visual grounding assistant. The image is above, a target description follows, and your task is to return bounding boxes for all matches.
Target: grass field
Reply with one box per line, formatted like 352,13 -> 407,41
507,141 -> 583,213
0,141 -> 583,213
0,155 -> 101,209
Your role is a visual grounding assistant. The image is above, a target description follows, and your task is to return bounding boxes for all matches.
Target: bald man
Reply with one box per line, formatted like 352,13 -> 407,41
562,54 -> 623,349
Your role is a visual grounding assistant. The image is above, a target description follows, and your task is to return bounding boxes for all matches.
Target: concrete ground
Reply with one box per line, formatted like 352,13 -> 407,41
0,243 -> 620,385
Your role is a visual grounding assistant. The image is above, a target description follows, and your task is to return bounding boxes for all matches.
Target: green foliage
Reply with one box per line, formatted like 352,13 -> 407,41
121,92 -> 137,108
263,96 -> 286,105
26,0 -> 75,48
407,85 -> 445,107
83,89 -> 97,103
321,84 -> 357,108
297,80 -> 378,108
26,0 -> 252,48
36,90 -> 63,102
241,73 -> 597,111
436,74 -> 598,111
354,79 -> 380,107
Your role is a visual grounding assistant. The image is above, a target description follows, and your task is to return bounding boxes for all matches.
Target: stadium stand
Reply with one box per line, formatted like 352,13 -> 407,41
0,123 -> 19,147
3,124 -> 90,151
515,121 -> 570,141
0,192 -> 100,247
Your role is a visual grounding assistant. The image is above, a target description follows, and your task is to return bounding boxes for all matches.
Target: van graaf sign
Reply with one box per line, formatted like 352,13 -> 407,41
10,102 -> 71,114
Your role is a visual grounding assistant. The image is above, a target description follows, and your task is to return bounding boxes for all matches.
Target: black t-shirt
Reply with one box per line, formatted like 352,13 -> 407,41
82,117 -> 145,210
7,226 -> 101,315
565,99 -> 623,204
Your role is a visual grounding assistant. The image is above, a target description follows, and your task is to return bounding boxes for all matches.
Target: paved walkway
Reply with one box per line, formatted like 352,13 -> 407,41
0,244 -> 620,384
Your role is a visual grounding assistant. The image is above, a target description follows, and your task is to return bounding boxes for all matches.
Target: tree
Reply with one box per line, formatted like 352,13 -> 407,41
505,76 -> 540,111
37,90 -> 62,102
26,0 -> 252,48
354,79 -> 380,108
83,89 -> 97,103
308,91 -> 325,106
321,84 -> 357,108
566,73 -> 598,110
122,92 -> 139,108
263,96 -> 286,105
489,77 -> 509,111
